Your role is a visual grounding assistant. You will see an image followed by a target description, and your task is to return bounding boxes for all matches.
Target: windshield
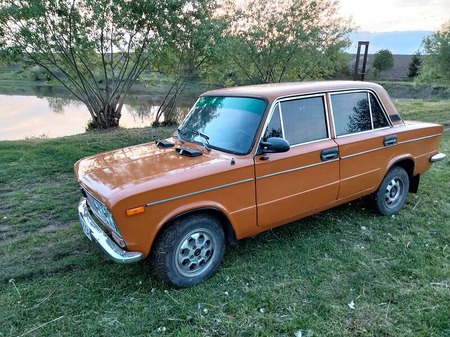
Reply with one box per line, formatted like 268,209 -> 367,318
179,96 -> 267,155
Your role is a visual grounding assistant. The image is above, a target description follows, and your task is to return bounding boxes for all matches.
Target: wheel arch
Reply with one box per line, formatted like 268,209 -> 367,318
152,207 -> 238,252
388,157 -> 419,193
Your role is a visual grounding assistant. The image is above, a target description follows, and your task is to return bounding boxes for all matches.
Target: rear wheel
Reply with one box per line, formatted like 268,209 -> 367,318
151,214 -> 225,288
368,166 -> 410,215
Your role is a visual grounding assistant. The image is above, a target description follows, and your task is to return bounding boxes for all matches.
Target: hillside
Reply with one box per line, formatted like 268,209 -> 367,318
350,54 -> 414,80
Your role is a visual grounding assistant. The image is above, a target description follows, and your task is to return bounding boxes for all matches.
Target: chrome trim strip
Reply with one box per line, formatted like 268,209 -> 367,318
341,134 -> 442,160
257,158 -> 338,180
145,178 -> 254,207
397,133 -> 442,145
341,146 -> 387,159
367,92 -> 375,129
339,168 -> 380,182
290,137 -> 332,148
334,126 -> 391,139
335,126 -> 390,139
278,103 -> 286,137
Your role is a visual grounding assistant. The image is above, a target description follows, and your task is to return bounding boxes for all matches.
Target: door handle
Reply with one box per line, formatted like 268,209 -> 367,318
384,135 -> 397,146
321,148 -> 339,161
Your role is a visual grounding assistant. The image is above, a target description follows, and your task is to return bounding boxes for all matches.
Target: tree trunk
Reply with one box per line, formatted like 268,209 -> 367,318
88,103 -> 121,129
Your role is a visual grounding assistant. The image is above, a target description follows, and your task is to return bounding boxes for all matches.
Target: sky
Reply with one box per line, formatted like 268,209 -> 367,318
339,0 -> 450,32
339,0 -> 450,54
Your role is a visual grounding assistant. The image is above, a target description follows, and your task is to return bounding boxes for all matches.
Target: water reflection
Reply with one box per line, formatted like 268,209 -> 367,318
47,97 -> 81,113
0,92 -> 193,141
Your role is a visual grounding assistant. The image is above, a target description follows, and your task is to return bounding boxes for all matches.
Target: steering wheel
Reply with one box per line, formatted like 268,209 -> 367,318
234,129 -> 252,143
232,129 -> 253,152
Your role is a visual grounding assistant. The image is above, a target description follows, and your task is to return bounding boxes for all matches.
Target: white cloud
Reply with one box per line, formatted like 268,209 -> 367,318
339,0 -> 450,32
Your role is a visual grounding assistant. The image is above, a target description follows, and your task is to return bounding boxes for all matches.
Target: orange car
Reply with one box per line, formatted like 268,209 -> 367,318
75,81 -> 446,288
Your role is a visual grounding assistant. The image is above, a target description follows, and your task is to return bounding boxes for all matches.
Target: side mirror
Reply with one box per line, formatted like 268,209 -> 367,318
257,137 -> 290,154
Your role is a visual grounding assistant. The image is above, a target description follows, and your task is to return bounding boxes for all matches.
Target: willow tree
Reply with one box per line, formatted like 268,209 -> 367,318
152,0 -> 224,126
0,0 -> 204,128
216,0 -> 352,84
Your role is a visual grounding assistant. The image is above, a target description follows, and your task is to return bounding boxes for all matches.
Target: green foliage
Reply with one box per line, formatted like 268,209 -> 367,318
202,0 -> 353,85
417,22 -> 450,87
151,0 -> 225,126
408,51 -> 422,78
372,49 -> 394,74
0,0 -> 217,129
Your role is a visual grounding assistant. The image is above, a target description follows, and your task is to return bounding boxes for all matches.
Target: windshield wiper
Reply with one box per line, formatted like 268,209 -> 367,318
177,128 -> 186,142
178,128 -> 211,152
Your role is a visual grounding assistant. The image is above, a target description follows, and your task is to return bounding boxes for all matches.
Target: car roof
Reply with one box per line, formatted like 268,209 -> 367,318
201,81 -> 385,101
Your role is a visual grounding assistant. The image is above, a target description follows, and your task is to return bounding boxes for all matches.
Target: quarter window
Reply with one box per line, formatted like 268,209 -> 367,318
264,104 -> 283,140
370,93 -> 390,129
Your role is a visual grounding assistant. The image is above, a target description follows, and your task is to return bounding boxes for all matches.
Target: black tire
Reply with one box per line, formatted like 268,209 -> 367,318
151,214 -> 225,288
368,166 -> 410,215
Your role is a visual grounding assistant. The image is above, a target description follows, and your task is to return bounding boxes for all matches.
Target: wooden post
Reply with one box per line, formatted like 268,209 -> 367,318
354,41 -> 369,81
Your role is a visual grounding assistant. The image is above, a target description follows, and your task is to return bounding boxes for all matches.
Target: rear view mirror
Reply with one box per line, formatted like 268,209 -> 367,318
258,137 -> 290,154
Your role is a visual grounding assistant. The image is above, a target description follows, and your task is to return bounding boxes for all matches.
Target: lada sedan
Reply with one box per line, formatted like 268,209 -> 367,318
75,81 -> 446,288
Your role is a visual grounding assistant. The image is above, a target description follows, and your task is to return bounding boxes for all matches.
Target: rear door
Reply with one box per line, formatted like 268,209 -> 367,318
254,94 -> 340,228
329,90 -> 395,199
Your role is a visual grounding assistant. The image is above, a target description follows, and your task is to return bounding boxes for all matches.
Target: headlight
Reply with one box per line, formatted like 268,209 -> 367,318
84,189 -> 122,237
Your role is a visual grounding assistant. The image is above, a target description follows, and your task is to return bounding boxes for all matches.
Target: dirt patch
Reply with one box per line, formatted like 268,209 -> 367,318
0,221 -> 78,245
38,221 -> 75,233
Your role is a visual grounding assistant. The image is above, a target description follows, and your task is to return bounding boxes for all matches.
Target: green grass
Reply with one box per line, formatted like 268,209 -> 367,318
1,101 -> 449,336
393,99 -> 450,127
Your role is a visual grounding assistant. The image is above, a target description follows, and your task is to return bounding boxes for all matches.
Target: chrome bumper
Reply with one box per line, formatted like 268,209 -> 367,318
78,198 -> 143,264
430,153 -> 446,163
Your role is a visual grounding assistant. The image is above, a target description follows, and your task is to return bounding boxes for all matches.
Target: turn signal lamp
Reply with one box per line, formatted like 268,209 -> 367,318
126,205 -> 145,217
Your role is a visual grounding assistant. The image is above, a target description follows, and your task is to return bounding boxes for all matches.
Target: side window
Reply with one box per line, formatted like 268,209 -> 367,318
331,92 -> 371,136
280,96 -> 328,145
263,104 -> 283,140
370,93 -> 390,129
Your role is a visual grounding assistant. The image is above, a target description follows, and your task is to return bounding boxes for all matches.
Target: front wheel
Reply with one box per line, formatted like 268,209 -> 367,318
151,214 -> 225,288
368,166 -> 410,215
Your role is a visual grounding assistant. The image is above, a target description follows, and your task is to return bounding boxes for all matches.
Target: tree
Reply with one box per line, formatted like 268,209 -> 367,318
151,0 -> 225,126
417,22 -> 450,87
0,0 -> 212,129
208,0 -> 352,85
372,49 -> 394,76
407,51 -> 422,78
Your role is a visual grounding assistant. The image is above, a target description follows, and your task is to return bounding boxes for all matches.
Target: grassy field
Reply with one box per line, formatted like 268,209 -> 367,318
0,100 -> 449,336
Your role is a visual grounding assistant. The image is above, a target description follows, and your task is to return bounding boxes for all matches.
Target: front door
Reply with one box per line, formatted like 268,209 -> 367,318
255,94 -> 340,228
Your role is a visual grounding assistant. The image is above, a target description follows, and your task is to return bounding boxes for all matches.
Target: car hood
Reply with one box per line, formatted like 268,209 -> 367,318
75,140 -> 225,201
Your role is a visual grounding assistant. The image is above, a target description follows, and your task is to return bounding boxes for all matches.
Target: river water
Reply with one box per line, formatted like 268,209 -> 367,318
0,91 -> 194,141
